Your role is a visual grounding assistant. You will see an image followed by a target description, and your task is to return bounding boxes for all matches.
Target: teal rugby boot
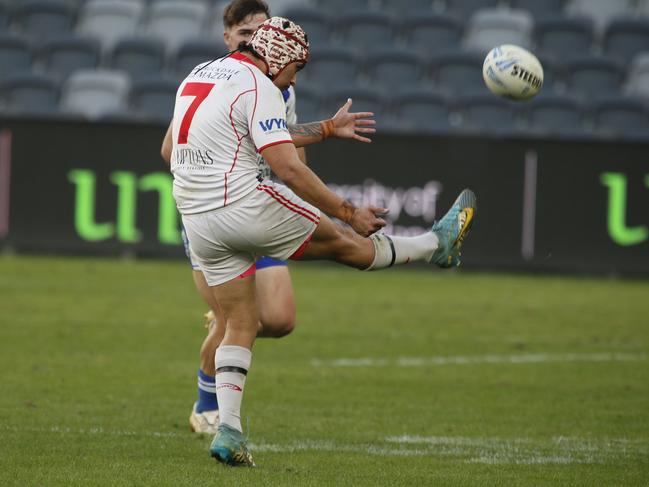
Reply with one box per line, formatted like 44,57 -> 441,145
210,423 -> 255,467
430,189 -> 476,268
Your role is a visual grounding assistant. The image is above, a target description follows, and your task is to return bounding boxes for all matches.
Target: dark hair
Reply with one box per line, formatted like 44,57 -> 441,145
222,0 -> 270,29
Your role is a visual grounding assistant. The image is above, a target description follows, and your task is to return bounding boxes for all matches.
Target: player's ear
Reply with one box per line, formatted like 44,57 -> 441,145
223,30 -> 230,47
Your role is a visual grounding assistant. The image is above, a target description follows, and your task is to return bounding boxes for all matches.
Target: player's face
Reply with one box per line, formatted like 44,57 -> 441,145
223,12 -> 268,51
272,62 -> 305,91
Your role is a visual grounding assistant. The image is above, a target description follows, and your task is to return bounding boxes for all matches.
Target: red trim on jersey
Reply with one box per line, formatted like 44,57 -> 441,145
230,52 -> 257,66
257,139 -> 293,153
224,87 -> 255,206
258,184 -> 320,221
256,185 -> 320,224
236,263 -> 257,279
289,232 -> 314,261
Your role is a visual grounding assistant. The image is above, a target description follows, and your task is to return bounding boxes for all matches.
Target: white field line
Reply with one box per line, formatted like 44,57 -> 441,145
310,352 -> 648,368
3,425 -> 646,464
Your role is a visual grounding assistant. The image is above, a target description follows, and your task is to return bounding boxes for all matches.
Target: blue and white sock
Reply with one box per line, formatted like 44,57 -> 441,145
196,369 -> 218,413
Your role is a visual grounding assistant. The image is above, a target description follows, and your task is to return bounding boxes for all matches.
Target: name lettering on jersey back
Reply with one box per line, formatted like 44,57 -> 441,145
259,118 -> 287,133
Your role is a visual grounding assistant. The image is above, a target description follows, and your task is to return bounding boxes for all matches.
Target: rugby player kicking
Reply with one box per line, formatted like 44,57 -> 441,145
169,17 -> 475,467
161,0 -> 376,436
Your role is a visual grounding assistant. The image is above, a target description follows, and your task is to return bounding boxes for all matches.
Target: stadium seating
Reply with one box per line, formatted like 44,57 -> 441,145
509,0 -> 565,20
76,0 -> 145,52
638,0 -> 649,17
60,69 -> 130,119
464,8 -> 534,52
603,18 -> 649,63
626,53 -> 649,100
431,49 -> 487,95
129,77 -> 177,122
282,7 -> 332,47
0,35 -> 33,82
382,0 -> 434,15
0,3 -> 9,30
109,38 -> 166,82
566,0 -> 636,31
563,56 -> 626,99
336,11 -> 396,52
401,13 -> 464,54
522,93 -> 585,137
38,37 -> 102,81
534,16 -> 595,60
294,85 -> 323,122
454,92 -> 518,134
313,0 -> 375,13
12,0 -> 76,43
591,95 -> 649,140
301,46 -> 361,90
445,0 -> 500,17
390,90 -> 452,132
144,1 -> 208,53
1,72 -> 60,115
172,40 -> 226,81
364,48 -> 427,93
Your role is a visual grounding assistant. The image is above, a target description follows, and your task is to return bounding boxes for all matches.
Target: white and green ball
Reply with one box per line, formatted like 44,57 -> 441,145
482,44 -> 544,100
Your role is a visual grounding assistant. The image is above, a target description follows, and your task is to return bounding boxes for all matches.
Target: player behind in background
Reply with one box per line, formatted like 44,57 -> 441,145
170,16 -> 476,466
160,0 -> 377,435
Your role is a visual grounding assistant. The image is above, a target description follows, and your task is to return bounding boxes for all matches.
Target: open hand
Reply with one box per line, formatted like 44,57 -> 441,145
330,98 -> 377,143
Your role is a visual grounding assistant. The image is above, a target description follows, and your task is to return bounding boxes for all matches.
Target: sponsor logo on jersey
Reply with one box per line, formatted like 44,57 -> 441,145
259,118 -> 287,132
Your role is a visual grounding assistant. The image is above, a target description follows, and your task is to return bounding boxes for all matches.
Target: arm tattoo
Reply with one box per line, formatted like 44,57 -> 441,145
288,122 -> 323,139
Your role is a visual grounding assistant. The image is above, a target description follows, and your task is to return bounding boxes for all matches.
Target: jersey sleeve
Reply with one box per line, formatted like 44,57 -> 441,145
285,86 -> 298,125
248,78 -> 293,153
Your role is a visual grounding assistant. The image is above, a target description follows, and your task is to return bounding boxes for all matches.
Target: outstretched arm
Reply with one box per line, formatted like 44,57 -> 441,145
261,142 -> 386,237
288,98 -> 376,148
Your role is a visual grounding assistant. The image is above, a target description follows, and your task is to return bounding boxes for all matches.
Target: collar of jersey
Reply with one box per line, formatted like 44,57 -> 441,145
230,52 -> 257,67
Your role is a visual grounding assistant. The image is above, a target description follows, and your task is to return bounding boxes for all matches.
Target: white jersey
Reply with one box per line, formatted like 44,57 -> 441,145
171,52 -> 293,215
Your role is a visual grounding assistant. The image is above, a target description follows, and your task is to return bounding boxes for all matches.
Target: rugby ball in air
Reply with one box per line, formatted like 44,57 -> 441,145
482,44 -> 543,100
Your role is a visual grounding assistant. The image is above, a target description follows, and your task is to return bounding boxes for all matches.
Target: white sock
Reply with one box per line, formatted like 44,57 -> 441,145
366,232 -> 439,270
215,345 -> 252,433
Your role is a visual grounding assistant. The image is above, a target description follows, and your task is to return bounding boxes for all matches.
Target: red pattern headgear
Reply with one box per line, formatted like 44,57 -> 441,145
248,16 -> 309,79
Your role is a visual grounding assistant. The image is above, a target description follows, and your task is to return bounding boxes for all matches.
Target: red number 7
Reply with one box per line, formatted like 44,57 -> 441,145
177,82 -> 215,144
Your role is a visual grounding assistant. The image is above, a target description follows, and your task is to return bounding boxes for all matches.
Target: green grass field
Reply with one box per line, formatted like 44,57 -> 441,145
1,255 -> 648,486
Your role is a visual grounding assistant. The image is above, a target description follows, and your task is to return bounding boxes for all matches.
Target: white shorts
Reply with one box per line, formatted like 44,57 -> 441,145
181,181 -> 321,286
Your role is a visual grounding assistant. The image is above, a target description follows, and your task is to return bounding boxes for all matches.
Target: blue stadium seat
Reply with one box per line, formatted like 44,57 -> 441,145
566,0 -> 635,31
445,0 -> 499,17
465,8 -> 534,52
390,90 -> 452,133
76,0 -> 145,52
0,3 -> 9,29
173,40 -> 226,81
144,1 -> 208,54
509,0 -> 565,20
603,18 -> 649,63
364,48 -> 427,94
0,35 -> 33,82
401,13 -> 463,54
294,85 -> 323,122
13,0 -> 75,43
591,96 -> 649,140
382,0 -> 433,15
109,38 -> 166,82
60,69 -> 131,119
282,8 -> 332,47
522,93 -> 585,137
431,50 -> 487,95
301,46 -> 361,90
38,37 -> 101,81
337,11 -> 396,52
534,17 -> 595,60
130,77 -> 178,122
626,53 -> 649,100
313,0 -> 375,14
2,72 -> 60,115
563,56 -> 626,99
454,92 -> 518,134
